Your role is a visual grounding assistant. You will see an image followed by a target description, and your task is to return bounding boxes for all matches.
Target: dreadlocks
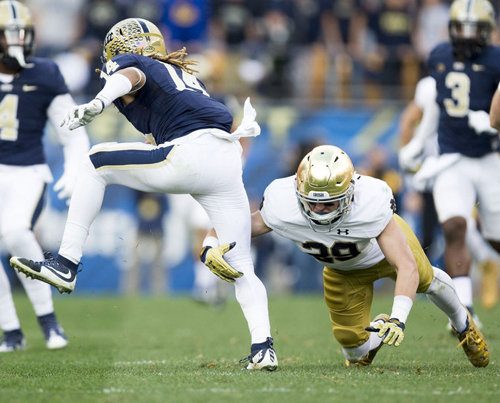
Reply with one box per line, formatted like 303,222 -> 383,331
150,47 -> 199,75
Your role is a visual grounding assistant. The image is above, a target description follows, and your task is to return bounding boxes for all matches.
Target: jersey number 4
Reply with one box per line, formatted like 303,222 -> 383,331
0,94 -> 19,141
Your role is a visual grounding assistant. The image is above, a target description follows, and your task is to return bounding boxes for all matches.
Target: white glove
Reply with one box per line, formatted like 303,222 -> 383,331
60,99 -> 104,130
468,110 -> 498,135
53,172 -> 74,203
398,136 -> 425,173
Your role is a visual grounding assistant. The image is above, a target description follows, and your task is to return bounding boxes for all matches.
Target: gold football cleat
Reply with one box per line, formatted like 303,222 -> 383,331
452,309 -> 489,367
346,313 -> 390,367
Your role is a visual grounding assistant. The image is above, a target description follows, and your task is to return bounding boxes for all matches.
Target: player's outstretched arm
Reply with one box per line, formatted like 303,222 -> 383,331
60,67 -> 145,130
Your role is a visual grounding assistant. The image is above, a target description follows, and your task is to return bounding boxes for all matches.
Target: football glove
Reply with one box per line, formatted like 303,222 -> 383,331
366,318 -> 405,347
60,98 -> 104,130
468,110 -> 498,135
53,172 -> 74,203
200,242 -> 244,283
398,137 -> 425,173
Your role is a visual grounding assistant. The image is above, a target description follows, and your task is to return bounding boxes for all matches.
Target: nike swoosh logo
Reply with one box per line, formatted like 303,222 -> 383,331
22,84 -> 38,92
49,265 -> 74,280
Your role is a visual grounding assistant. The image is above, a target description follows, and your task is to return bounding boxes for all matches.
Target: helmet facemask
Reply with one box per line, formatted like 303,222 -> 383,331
449,20 -> 491,59
296,181 -> 354,232
295,145 -> 356,233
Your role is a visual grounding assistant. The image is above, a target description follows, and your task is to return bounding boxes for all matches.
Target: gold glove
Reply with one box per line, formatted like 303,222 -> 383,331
200,242 -> 243,283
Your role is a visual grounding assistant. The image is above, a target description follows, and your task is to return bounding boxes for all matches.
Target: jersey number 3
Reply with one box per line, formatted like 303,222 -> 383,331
0,94 -> 19,141
444,72 -> 470,117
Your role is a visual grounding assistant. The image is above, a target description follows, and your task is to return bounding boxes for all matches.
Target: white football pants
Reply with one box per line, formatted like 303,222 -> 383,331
0,164 -> 55,331
433,152 -> 500,241
59,129 -> 271,343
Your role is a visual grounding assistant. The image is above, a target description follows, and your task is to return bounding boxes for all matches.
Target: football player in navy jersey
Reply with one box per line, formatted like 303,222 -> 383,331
10,17 -> 277,370
0,1 -> 90,352
425,0 -> 500,325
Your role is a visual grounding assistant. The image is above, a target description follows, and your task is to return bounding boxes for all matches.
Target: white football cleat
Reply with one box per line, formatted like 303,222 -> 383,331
0,329 -> 26,353
240,337 -> 278,371
38,312 -> 68,350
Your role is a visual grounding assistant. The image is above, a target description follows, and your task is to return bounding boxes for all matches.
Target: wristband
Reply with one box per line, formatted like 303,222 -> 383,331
390,295 -> 413,324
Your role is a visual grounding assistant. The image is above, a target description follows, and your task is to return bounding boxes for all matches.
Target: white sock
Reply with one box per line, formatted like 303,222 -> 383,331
233,267 -> 271,344
426,267 -> 468,333
59,155 -> 106,263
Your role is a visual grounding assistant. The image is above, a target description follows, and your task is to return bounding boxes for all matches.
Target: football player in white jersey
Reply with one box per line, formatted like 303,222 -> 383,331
0,1 -> 90,352
399,76 -> 500,313
202,145 -> 489,368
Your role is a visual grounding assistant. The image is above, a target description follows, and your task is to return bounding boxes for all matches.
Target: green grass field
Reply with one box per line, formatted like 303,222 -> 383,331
1,292 -> 499,403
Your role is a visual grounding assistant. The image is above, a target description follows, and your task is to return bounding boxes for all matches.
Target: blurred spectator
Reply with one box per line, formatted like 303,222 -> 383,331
321,0 -> 367,103
26,0 -> 86,57
414,0 -> 450,66
362,0 -> 420,101
121,192 -> 167,295
160,0 -> 210,54
357,145 -> 403,208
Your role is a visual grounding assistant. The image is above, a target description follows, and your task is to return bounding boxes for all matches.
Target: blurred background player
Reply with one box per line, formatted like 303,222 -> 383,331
0,0 -> 90,352
399,75 -> 500,314
421,0 -> 500,323
10,17 -> 277,371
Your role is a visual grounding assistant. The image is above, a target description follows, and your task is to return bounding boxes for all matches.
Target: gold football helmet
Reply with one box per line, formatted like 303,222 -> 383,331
296,145 -> 355,232
102,18 -> 166,63
449,0 -> 495,60
0,0 -> 34,68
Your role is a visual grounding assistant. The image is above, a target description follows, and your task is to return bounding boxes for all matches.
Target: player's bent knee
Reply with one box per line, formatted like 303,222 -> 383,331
333,327 -> 368,348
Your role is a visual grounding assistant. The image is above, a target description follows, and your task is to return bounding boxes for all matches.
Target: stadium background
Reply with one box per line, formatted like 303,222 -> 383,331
3,0 -> 496,294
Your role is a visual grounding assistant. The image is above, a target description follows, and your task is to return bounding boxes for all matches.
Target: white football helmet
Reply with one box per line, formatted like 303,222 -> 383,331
0,0 -> 35,68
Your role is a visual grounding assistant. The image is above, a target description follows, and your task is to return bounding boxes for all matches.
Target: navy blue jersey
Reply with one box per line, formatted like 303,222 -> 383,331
0,58 -> 68,165
428,42 -> 500,157
99,53 -> 233,144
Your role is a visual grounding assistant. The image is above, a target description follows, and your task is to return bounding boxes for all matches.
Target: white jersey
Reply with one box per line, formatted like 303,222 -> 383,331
260,175 -> 395,271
